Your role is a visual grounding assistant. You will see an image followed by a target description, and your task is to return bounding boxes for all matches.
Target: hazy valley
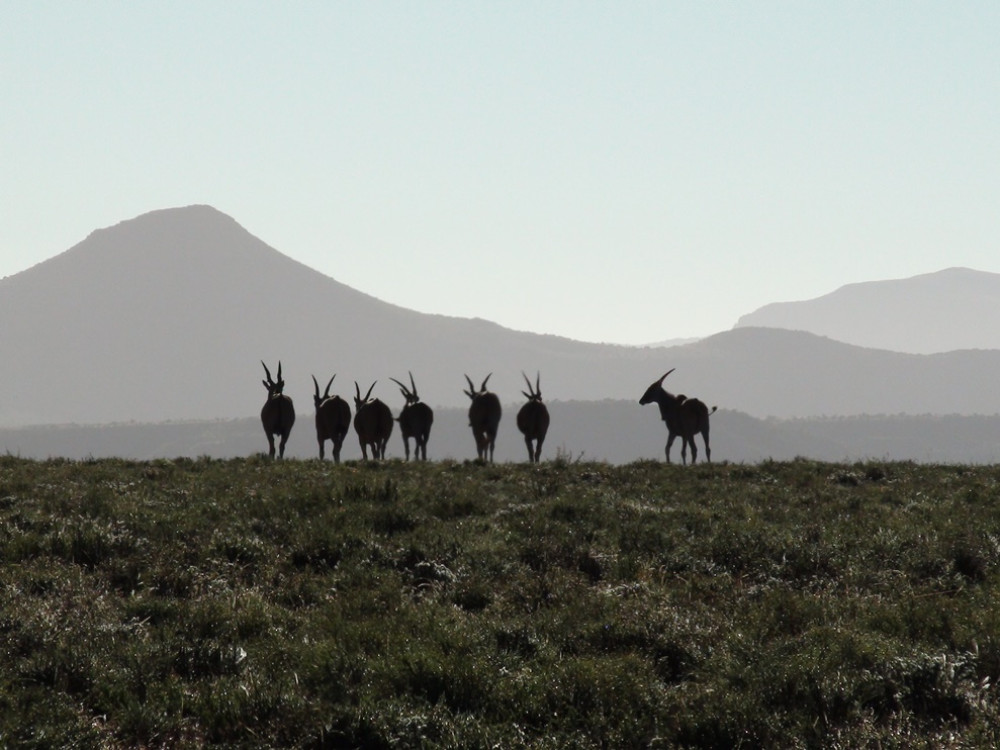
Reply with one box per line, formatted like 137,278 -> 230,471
4,205 -> 1000,463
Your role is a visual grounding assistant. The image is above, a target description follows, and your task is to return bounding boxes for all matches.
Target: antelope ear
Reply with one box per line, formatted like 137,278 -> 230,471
522,391 -> 531,400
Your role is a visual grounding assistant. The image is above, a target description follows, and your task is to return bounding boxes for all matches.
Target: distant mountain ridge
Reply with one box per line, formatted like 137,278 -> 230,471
4,206 -> 1000,431
735,267 -> 1000,353
0,206 -> 663,425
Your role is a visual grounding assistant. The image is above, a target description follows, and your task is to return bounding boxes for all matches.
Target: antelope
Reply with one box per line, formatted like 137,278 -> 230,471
464,373 -> 502,462
260,361 -> 295,458
516,371 -> 550,463
390,371 -> 434,461
639,369 -> 717,464
353,381 -> 394,460
312,374 -> 352,462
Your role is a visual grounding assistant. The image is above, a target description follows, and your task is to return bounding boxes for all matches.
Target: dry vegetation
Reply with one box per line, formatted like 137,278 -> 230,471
1,455 -> 1000,747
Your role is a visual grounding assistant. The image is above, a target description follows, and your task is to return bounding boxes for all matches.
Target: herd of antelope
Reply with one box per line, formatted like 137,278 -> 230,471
261,361 -> 716,464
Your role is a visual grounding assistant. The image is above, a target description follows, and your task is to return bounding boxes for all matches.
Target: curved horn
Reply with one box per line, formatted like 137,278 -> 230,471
481,373 -> 493,391
390,377 -> 410,397
364,381 -> 377,402
262,361 -> 273,384
312,375 -> 320,398
522,371 -> 534,397
464,374 -> 476,393
409,371 -> 418,400
657,368 -> 676,385
277,361 -> 283,382
324,375 -> 335,398
354,381 -> 361,400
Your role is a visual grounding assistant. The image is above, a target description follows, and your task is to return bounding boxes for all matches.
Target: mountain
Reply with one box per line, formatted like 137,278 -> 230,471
0,206 -> 666,426
4,206 -> 1000,429
644,337 -> 702,348
734,267 -> 1000,354
669,327 -> 1000,418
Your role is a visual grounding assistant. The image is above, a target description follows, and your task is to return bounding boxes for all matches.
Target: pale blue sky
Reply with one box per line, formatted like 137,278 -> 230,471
2,2 -> 998,344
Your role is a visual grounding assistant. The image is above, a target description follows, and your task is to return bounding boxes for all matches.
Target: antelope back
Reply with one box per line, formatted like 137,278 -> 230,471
400,401 -> 434,437
517,399 -> 549,437
373,399 -> 395,439
317,394 -> 350,433
470,391 -> 502,431
353,384 -> 393,440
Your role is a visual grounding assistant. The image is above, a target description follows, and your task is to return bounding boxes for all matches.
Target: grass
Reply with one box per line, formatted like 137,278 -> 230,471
0,455 -> 999,747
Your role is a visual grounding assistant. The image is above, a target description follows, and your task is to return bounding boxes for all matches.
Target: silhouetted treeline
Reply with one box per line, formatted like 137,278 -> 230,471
4,403 -> 1000,464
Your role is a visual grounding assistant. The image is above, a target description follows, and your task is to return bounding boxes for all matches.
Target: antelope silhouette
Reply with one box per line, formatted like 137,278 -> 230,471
390,371 -> 434,461
312,374 -> 351,462
516,371 -> 550,463
260,361 -> 295,458
639,369 -> 716,464
464,373 -> 502,462
353,381 -> 393,460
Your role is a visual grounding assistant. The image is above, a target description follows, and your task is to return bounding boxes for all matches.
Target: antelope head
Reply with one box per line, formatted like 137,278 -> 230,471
354,381 -> 377,410
312,374 -> 335,410
262,361 -> 286,398
521,371 -> 543,402
639,368 -> 675,404
463,373 -> 492,400
390,371 -> 421,405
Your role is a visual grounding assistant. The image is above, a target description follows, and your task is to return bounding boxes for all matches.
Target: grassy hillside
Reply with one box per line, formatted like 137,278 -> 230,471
1,456 -> 999,747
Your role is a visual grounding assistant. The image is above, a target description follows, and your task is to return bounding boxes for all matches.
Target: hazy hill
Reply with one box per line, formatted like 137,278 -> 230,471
734,267 -> 1000,353
5,206 -> 1000,428
0,206 -> 660,425
671,327 -> 1000,418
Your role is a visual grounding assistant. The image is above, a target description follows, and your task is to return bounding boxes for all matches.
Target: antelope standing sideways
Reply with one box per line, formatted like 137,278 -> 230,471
312,374 -> 352,462
390,372 -> 434,461
464,373 -> 502,462
260,361 -> 295,458
639,369 -> 717,464
353,381 -> 394,460
516,371 -> 550,463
